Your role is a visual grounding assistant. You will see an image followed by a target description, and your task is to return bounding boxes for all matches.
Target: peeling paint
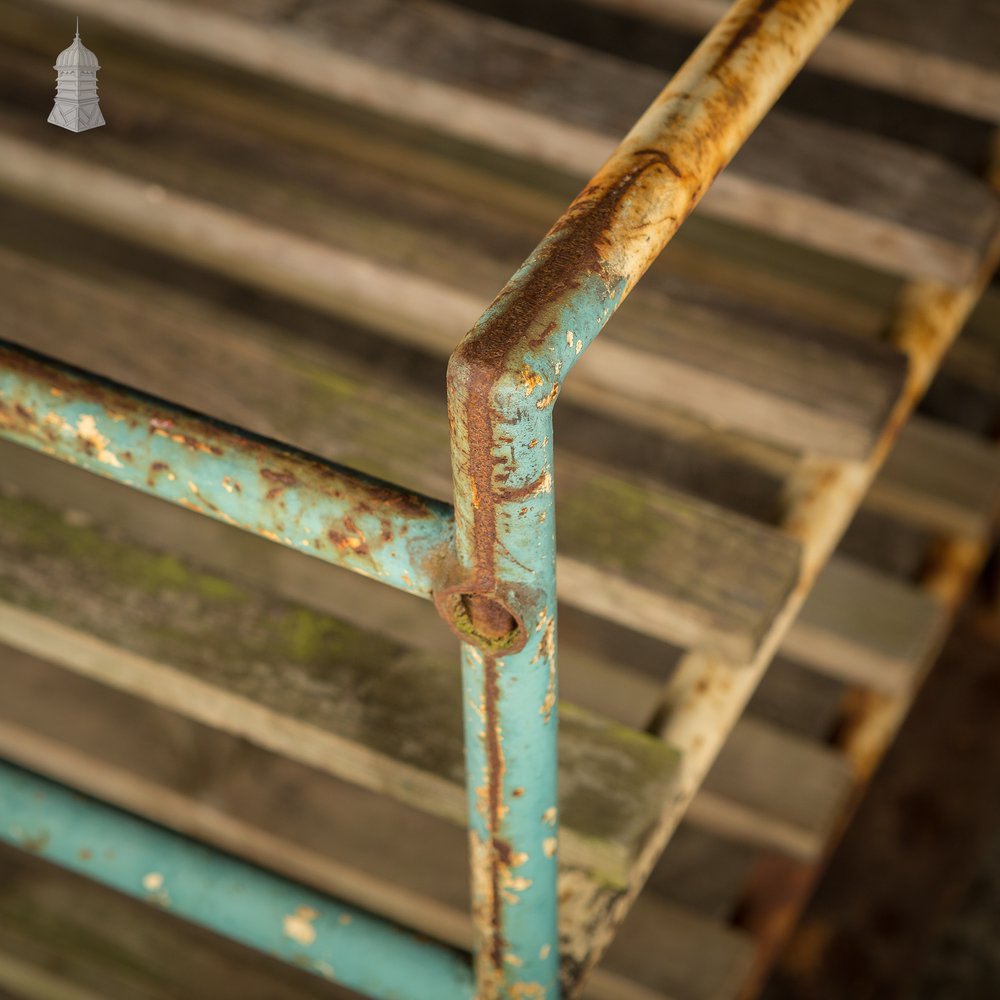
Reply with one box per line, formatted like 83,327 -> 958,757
520,365 -> 544,396
535,384 -> 559,410
510,983 -> 547,1000
283,905 -> 319,946
313,960 -> 336,981
533,614 -> 557,724
0,341 -> 455,603
142,871 -> 164,891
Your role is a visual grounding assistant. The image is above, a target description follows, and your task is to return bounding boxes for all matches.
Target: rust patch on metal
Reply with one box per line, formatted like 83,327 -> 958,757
496,471 -> 552,505
441,147 -> 677,649
519,365 -> 544,396
19,830 -> 50,853
465,594 -> 517,640
327,528 -> 369,556
261,466 -> 298,501
483,652 -> 508,975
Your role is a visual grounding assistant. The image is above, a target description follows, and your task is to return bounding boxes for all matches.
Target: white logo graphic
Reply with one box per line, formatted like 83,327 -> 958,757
49,18 -> 106,132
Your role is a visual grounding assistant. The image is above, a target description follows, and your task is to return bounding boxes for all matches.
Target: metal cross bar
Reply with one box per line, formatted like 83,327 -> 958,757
0,339 -> 454,598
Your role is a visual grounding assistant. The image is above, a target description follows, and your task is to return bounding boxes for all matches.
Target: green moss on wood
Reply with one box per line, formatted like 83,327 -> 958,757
557,472 -> 672,578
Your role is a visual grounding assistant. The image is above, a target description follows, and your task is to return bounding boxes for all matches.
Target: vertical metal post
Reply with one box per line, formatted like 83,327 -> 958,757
436,252 -> 630,995
438,322 -> 564,997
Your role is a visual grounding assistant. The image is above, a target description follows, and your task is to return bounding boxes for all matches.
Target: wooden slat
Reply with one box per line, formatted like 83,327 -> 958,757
574,283 -> 905,461
554,463 -> 797,658
686,718 -> 852,861
574,0 -> 1000,123
0,32 -> 909,462
0,647 -> 475,951
0,846 -> 352,1000
0,491 -> 679,886
0,438 -> 851,873
585,895 -> 755,1000
543,603 -> 851,862
746,656 -> 846,742
783,557 -> 949,693
18,0 -> 998,282
0,645 -> 749,1000
0,237 -> 799,660
643,825 -> 757,922
869,416 -> 1000,538
0,947 -> 123,1000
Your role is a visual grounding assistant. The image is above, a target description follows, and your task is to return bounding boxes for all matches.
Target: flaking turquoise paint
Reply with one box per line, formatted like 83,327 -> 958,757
449,265 -> 626,996
0,760 -> 474,1000
0,340 -> 453,600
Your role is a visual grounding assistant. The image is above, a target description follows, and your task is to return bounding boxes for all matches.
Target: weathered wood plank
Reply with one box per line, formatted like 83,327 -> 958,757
0,438 -> 854,874
0,648 -> 475,950
0,645 -> 749,1000
0,846 -> 359,1000
21,0 -> 998,281
574,284 -> 905,460
686,718 -> 852,862
573,0 -> 1000,122
554,463 -> 798,659
746,656 -> 846,743
643,824 -> 757,922
585,894 -> 755,1000
783,557 -> 949,693
0,491 -> 679,886
0,237 -> 799,660
0,948 -> 120,1000
869,416 -> 1000,539
0,33 -> 909,461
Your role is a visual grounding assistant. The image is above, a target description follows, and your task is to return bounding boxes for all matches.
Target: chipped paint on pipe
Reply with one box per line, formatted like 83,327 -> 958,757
437,1 -> 852,993
0,339 -> 454,599
0,759 -> 474,1000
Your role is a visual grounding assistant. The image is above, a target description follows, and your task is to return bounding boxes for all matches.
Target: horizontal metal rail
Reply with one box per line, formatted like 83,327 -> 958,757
0,339 -> 454,599
0,759 -> 474,1000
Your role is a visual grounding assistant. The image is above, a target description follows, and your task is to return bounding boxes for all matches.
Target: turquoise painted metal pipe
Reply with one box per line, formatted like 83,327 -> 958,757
441,263 -> 623,998
0,339 -> 453,599
0,759 -> 474,1000
437,0 -> 853,987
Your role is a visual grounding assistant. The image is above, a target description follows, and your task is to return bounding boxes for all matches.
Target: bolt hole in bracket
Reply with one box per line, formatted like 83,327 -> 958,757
435,585 -> 525,653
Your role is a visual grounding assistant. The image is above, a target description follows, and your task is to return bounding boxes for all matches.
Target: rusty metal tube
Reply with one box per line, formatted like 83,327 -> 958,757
0,339 -> 454,599
437,1 -> 853,994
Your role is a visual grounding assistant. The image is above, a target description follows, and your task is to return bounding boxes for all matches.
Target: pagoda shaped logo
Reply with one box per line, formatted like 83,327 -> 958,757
49,18 -> 105,132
